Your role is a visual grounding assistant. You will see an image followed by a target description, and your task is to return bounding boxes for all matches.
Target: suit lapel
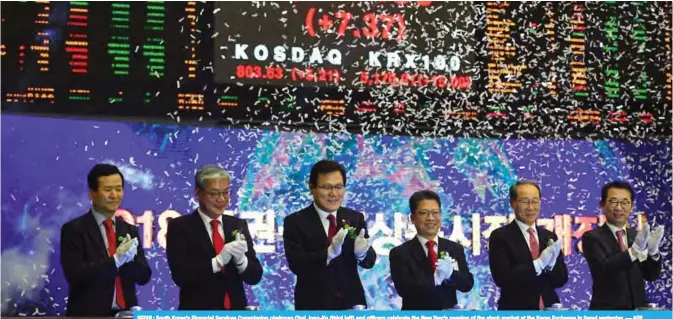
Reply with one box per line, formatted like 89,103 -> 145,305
438,238 -> 449,258
115,218 -> 128,245
337,208 -> 357,229
191,210 -> 217,255
537,226 -> 549,251
411,238 -> 434,276
308,205 -> 329,244
84,211 -> 108,255
507,221 -> 534,261
626,228 -> 637,249
599,224 -> 621,253
222,216 -> 236,244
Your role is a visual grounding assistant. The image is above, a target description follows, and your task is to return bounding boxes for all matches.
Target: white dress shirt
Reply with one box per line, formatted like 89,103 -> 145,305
91,208 -> 121,310
313,203 -> 338,237
314,203 -> 368,264
514,219 -> 549,275
315,203 -> 341,265
418,235 -> 457,286
416,235 -> 439,257
197,208 -> 248,274
605,222 -> 638,262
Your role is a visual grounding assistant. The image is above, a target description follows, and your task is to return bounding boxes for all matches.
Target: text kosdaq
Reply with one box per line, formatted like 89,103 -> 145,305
233,44 -> 342,66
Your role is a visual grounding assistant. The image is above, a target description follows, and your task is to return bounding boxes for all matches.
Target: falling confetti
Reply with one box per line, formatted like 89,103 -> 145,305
0,1 -> 671,315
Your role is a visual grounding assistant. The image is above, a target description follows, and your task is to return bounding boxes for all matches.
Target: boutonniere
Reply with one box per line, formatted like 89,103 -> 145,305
118,236 -> 126,244
341,219 -> 358,240
231,229 -> 246,241
439,251 -> 448,260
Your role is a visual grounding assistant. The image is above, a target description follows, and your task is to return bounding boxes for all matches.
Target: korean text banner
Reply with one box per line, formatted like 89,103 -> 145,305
1,114 -> 670,315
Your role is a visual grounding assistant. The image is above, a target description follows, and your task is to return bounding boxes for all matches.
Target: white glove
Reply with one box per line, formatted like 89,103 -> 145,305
114,234 -> 138,267
216,243 -> 233,267
434,257 -> 454,285
537,241 -> 557,269
327,228 -> 347,260
633,224 -> 650,252
448,257 -> 459,272
228,234 -> 249,262
124,239 -> 138,260
353,229 -> 372,259
544,240 -> 562,269
553,240 -> 562,259
648,225 -> 664,256
115,234 -> 133,254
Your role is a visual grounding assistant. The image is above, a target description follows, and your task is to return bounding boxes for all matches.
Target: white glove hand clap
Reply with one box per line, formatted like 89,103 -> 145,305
114,234 -> 138,267
632,223 -> 650,252
434,255 -> 454,285
353,229 -> 372,258
550,240 -> 562,263
537,240 -> 558,268
448,256 -> 459,272
328,228 -> 348,259
542,239 -> 562,270
115,234 -> 133,253
229,233 -> 249,262
648,225 -> 664,256
217,232 -> 248,266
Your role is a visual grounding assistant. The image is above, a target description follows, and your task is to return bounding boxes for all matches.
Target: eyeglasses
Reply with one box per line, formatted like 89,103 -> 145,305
205,189 -> 231,199
607,199 -> 631,208
518,199 -> 541,207
417,210 -> 440,217
316,184 -> 345,192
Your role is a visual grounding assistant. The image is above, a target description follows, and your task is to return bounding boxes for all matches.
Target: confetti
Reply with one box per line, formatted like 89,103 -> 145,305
1,1 -> 672,315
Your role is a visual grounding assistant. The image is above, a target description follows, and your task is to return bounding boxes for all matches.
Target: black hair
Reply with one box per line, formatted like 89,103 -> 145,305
600,180 -> 634,204
87,164 -> 124,190
409,190 -> 441,214
309,160 -> 346,187
509,180 -> 541,202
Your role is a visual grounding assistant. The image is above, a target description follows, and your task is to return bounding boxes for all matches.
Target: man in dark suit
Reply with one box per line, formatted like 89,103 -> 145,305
581,181 -> 663,310
60,164 -> 152,316
488,180 -> 567,310
283,160 -> 377,310
166,165 -> 262,310
390,190 -> 474,310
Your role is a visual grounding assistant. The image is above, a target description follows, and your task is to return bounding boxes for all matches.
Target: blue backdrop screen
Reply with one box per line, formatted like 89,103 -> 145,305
1,114 -> 671,315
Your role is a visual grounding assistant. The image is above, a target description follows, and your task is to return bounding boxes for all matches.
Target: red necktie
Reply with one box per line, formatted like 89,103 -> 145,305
616,230 -> 627,252
426,240 -> 437,272
327,215 -> 337,245
527,228 -> 544,309
210,220 -> 231,310
103,219 -> 126,309
325,215 -> 343,298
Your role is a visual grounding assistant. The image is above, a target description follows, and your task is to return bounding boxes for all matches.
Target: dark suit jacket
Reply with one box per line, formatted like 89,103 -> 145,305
390,237 -> 474,310
283,205 -> 377,310
488,221 -> 568,310
166,210 -> 263,310
582,224 -> 662,309
60,211 -> 152,316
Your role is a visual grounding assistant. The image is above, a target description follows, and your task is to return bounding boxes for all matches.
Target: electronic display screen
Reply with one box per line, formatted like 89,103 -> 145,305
1,1 -> 671,139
